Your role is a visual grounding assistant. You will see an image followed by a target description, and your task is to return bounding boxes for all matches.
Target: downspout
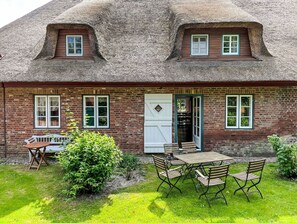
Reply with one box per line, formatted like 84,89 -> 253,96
2,82 -> 7,158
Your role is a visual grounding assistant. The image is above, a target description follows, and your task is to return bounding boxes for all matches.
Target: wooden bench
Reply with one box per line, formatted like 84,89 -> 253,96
24,134 -> 69,161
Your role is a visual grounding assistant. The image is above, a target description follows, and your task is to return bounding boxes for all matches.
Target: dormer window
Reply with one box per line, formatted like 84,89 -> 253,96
191,34 -> 209,56
66,35 -> 83,56
222,35 -> 239,55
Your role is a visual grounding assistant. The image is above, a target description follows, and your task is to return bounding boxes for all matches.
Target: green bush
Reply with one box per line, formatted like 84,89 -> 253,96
118,153 -> 140,180
268,134 -> 297,178
58,131 -> 122,197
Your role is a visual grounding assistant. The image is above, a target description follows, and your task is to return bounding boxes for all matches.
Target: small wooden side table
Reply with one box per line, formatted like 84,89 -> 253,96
24,142 -> 50,170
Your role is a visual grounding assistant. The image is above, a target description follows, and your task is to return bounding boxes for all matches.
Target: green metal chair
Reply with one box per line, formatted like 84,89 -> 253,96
229,159 -> 266,202
163,143 -> 185,167
152,155 -> 183,197
195,164 -> 230,207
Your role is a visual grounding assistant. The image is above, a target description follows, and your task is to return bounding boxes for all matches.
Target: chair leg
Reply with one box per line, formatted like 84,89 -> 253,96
233,177 -> 250,202
247,179 -> 263,199
156,179 -> 165,192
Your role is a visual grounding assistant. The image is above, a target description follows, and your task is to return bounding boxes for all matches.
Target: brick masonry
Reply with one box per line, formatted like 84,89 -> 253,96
0,86 -> 296,158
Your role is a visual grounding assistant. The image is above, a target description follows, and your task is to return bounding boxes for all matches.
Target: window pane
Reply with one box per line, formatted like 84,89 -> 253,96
231,48 -> 237,53
76,43 -> 81,49
241,97 -> 250,106
37,97 -> 46,106
50,107 -> 59,116
38,117 -> 46,126
99,107 -> 107,116
241,107 -> 250,116
76,49 -> 82,54
228,107 -> 237,116
241,117 -> 250,127
75,37 -> 81,43
98,97 -> 107,106
231,42 -> 237,48
227,117 -> 237,127
86,107 -> 94,116
67,37 -> 74,43
50,98 -> 59,106
228,97 -> 237,106
98,117 -> 108,127
85,97 -> 94,106
224,36 -> 230,42
68,43 -> 74,49
38,107 -> 46,116
50,117 -> 59,127
231,36 -> 238,42
200,37 -> 206,42
68,48 -> 74,54
193,37 -> 199,42
224,48 -> 230,53
224,42 -> 229,48
86,117 -> 94,126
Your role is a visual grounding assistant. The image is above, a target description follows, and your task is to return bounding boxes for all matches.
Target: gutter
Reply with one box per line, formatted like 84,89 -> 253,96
1,82 -> 7,158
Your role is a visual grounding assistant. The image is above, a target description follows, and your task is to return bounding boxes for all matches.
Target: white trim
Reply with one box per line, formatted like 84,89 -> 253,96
226,95 -> 252,129
35,95 -> 60,128
191,34 -> 209,56
222,34 -> 239,55
83,95 -> 109,128
66,35 -> 83,56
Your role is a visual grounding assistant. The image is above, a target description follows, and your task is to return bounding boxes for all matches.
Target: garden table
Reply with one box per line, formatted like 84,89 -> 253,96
24,142 -> 50,170
175,152 -> 233,190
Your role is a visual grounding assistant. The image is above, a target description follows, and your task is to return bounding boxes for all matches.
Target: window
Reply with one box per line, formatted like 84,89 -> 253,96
35,95 -> 60,128
191,34 -> 209,56
66,35 -> 83,56
226,95 -> 253,129
83,95 -> 109,128
222,34 -> 239,55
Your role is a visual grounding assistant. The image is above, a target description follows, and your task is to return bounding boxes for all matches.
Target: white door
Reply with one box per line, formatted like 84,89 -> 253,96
144,94 -> 172,153
192,96 -> 201,151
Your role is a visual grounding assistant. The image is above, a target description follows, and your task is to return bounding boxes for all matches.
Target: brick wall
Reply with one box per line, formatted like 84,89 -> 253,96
0,88 -> 4,157
1,86 -> 296,158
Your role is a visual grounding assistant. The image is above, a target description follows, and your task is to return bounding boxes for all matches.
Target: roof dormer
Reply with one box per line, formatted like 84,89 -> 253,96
167,0 -> 272,60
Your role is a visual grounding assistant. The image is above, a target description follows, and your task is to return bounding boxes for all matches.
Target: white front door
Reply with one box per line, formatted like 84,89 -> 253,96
144,94 -> 172,153
192,96 -> 201,150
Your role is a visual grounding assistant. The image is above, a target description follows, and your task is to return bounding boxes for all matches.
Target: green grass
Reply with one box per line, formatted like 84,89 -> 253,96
0,163 -> 296,223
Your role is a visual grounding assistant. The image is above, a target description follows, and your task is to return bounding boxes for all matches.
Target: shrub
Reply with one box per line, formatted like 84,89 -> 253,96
118,153 -> 140,180
58,131 -> 122,197
268,134 -> 297,178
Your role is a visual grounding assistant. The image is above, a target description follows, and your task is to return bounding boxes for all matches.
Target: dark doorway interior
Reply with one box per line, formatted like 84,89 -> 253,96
177,97 -> 192,145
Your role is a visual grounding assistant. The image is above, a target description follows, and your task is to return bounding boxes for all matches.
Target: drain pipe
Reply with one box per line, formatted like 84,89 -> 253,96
2,82 -> 7,158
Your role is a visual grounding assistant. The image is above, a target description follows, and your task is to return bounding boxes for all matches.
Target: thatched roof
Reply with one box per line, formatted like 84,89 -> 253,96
0,0 -> 296,85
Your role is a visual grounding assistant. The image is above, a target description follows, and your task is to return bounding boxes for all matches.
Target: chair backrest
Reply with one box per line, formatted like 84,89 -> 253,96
247,159 -> 266,175
163,143 -> 179,155
24,137 -> 36,144
152,155 -> 167,174
208,165 -> 230,180
181,141 -> 197,153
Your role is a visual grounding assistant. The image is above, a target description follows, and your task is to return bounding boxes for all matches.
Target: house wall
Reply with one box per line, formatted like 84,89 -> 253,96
55,29 -> 92,59
2,86 -> 297,158
0,88 -> 4,157
181,28 -> 253,60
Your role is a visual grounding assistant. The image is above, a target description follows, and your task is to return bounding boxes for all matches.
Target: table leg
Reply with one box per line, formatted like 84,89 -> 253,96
38,147 -> 49,169
28,148 -> 40,170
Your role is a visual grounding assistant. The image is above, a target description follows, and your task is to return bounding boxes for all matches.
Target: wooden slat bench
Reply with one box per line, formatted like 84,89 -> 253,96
24,134 -> 69,161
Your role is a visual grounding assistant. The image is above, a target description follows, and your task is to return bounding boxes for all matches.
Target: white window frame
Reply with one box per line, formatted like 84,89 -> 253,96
83,95 -> 110,128
66,35 -> 83,56
222,34 -> 239,55
226,95 -> 253,129
34,95 -> 61,128
191,34 -> 209,56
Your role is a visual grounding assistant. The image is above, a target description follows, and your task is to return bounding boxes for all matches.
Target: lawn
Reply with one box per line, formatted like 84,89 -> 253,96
0,162 -> 296,223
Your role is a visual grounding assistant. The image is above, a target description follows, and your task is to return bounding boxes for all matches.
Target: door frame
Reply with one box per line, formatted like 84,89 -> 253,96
174,94 -> 204,151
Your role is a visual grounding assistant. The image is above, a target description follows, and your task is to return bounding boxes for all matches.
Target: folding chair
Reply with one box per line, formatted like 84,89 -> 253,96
163,143 -> 185,168
152,155 -> 183,197
229,159 -> 266,202
181,141 -> 198,154
195,164 -> 230,207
